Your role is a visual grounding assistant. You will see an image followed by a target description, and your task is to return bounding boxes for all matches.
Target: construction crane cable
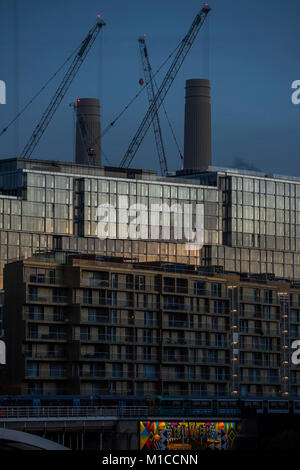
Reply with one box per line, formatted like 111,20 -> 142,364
100,40 -> 182,138
0,41 -> 81,138
120,5 -> 211,169
153,75 -> 183,161
139,36 -> 168,176
21,20 -> 105,158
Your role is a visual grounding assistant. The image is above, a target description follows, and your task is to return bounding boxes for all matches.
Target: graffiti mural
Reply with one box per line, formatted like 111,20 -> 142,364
140,421 -> 236,450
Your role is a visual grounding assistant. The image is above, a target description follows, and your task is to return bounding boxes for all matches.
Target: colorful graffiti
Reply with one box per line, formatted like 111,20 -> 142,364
140,421 -> 236,450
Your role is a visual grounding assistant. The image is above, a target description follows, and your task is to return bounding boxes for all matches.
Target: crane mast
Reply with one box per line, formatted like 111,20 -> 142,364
21,19 -> 106,159
120,4 -> 211,169
139,37 -> 168,176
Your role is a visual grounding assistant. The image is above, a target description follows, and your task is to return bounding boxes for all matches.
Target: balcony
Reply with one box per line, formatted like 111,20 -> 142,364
26,369 -> 66,379
27,295 -> 68,304
23,351 -> 66,359
24,312 -> 66,323
28,332 -> 66,341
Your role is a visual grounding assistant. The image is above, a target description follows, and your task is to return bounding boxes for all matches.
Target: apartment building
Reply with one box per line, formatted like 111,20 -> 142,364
3,251 -> 300,398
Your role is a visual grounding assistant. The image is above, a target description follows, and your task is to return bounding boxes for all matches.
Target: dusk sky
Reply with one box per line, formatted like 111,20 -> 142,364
0,0 -> 299,176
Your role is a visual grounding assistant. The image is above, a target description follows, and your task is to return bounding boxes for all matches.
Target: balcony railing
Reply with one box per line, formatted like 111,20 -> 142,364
23,351 -> 66,359
0,406 -> 149,419
27,333 -> 66,341
80,353 -> 160,362
24,313 -> 65,322
28,295 -> 68,304
26,370 -> 66,378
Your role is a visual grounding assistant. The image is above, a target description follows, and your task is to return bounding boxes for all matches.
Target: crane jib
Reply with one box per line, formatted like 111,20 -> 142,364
120,6 -> 211,169
20,20 -> 106,159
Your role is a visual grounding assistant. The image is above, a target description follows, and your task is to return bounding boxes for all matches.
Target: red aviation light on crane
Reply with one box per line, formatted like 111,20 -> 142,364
202,3 -> 211,13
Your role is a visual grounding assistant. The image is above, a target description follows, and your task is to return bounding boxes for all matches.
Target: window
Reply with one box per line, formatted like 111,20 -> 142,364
126,275 -> 133,289
53,288 -> 66,303
195,332 -> 202,346
112,363 -> 123,378
177,279 -> 188,294
263,305 -> 270,320
215,333 -> 226,347
107,327 -> 116,342
80,326 -> 90,341
143,329 -> 152,344
29,268 -> 46,284
164,278 -> 175,292
254,289 -> 260,302
91,363 -> 103,378
189,349 -> 196,363
27,361 -> 39,377
88,271 -> 108,287
88,308 -> 98,322
111,273 -> 118,289
212,317 -> 219,331
125,292 -> 133,307
208,350 -> 218,363
211,283 -> 222,297
164,348 -> 175,361
110,310 -> 118,324
144,311 -> 153,326
142,346 -> 151,361
240,319 -> 248,333
291,309 -> 299,323
188,366 -> 195,379
29,305 -> 44,321
136,382 -> 144,396
29,324 -> 38,339
264,290 -> 273,304
50,363 -> 63,377
215,367 -> 227,381
214,384 -> 226,396
191,383 -> 207,396
53,306 -> 64,321
214,300 -> 225,314
143,364 -> 156,379
49,269 -> 56,284
135,275 -> 145,291
194,280 -> 205,295
29,286 -> 38,302
107,291 -> 117,306
291,325 -> 298,337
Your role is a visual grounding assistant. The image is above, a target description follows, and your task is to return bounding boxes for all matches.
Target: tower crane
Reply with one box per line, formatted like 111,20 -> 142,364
138,36 -> 168,176
120,4 -> 211,169
21,18 -> 106,159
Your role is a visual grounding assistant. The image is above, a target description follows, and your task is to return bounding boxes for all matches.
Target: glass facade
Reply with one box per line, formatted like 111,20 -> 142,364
1,159 -> 300,287
0,159 -> 222,288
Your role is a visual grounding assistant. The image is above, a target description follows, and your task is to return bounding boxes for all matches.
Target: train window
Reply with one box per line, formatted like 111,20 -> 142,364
293,401 -> 300,413
190,400 -> 212,408
244,401 -> 263,409
268,401 -> 289,412
219,400 -> 238,408
163,400 -> 183,408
